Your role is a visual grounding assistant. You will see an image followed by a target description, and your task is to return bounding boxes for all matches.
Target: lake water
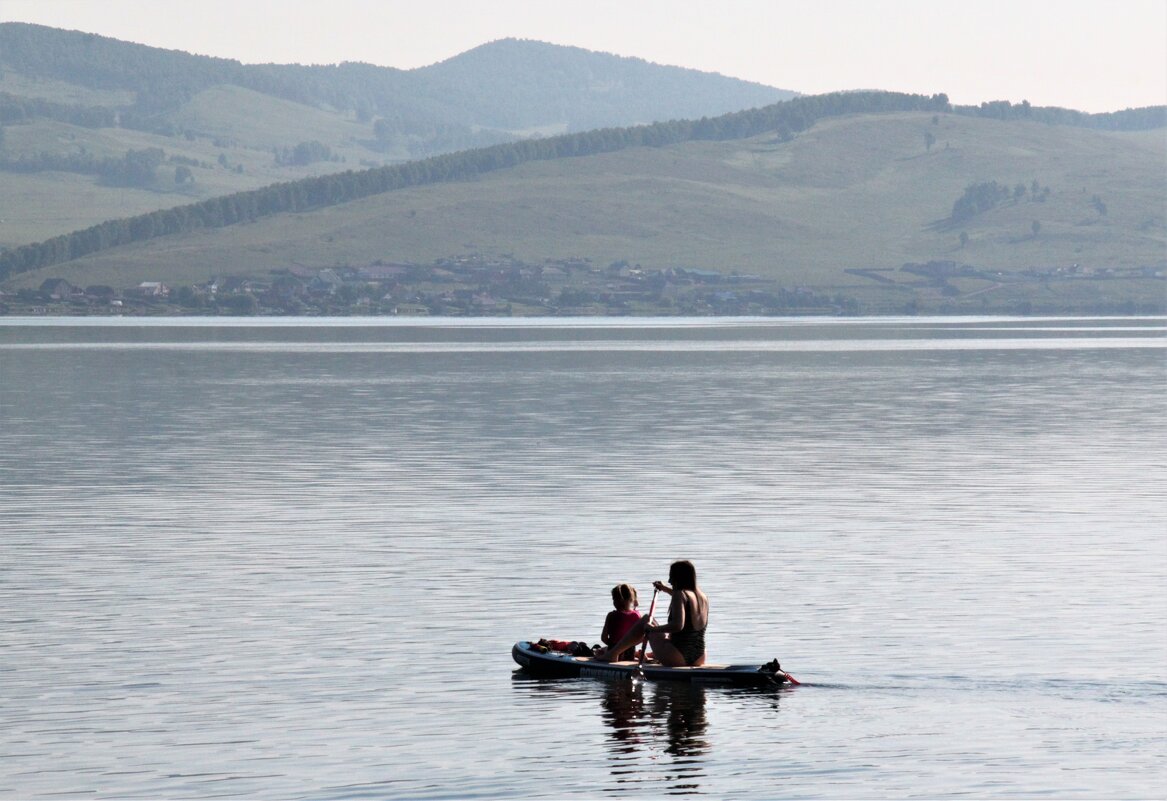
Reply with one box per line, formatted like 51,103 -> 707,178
1,315 -> 1165,799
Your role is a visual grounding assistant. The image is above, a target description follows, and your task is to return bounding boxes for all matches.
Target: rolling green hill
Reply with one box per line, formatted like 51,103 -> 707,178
0,24 -> 1162,315
5,96 -> 1163,315
0,23 -> 795,250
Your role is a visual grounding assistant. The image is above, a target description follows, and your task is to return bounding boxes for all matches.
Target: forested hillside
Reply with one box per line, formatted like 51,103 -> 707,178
4,89 -> 1163,281
3,88 -> 1162,316
0,23 -> 798,248
0,24 -> 1162,316
0,91 -> 951,279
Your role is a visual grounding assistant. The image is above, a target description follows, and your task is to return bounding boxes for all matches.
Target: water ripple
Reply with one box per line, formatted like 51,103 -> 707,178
1,317 -> 1164,799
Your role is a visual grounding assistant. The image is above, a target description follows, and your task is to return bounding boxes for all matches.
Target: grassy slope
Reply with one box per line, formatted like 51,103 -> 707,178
166,85 -> 383,153
0,33 -> 793,251
6,112 -> 1165,298
0,70 -> 135,107
0,84 -> 397,247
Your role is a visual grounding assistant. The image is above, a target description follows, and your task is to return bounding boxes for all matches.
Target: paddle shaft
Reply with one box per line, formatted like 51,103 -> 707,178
636,588 -> 660,669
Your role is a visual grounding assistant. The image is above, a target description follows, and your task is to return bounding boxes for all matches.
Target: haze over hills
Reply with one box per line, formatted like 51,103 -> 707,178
0,23 -> 795,245
0,24 -> 793,136
0,24 -> 1163,315
4,91 -> 1163,314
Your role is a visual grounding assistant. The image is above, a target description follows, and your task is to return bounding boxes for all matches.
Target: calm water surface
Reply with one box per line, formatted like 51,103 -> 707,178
1,316 -> 1165,799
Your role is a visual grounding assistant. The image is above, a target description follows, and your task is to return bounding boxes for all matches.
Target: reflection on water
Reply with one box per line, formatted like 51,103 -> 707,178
514,674 -> 715,796
604,681 -> 710,795
601,678 -> 646,754
647,683 -> 710,794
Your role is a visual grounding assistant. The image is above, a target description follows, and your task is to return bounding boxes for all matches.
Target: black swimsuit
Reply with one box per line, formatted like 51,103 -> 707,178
670,593 -> 707,665
671,626 -> 706,665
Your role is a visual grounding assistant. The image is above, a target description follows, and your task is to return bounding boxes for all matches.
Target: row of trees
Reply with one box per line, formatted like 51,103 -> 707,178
0,92 -> 117,127
0,146 -> 166,186
957,99 -> 1166,131
0,89 -> 1156,280
0,91 -> 202,137
0,91 -> 951,280
1,141 -> 327,179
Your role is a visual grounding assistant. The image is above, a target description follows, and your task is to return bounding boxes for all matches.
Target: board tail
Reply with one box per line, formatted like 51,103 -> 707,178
760,659 -> 800,686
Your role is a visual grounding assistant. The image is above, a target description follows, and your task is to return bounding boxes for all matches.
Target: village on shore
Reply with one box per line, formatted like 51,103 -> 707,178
2,253 -> 1161,317
1,254 -> 860,317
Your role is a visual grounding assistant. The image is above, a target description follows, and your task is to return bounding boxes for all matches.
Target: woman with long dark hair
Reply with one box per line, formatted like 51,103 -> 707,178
596,560 -> 709,667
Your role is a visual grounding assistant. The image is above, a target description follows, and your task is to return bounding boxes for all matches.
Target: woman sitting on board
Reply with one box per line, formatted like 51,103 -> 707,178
596,560 -> 708,667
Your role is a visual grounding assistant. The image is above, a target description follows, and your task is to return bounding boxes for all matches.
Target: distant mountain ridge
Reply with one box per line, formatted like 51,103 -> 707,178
416,38 -> 792,131
0,23 -> 796,148
1,22 -> 1163,318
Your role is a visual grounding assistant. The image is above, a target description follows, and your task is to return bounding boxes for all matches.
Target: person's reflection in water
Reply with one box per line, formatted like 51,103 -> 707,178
600,680 -> 709,795
652,682 -> 709,793
599,679 -> 645,785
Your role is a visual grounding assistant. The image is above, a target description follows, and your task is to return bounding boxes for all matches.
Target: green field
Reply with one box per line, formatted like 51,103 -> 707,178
2,25 -> 1161,313
0,24 -> 796,265
0,86 -> 398,248
8,111 -> 1163,305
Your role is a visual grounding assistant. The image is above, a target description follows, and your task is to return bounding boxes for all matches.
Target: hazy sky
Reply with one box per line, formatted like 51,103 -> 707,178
3,0 -> 1165,113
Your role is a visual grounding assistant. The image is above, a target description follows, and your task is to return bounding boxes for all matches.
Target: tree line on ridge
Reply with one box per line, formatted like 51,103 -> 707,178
2,91 -> 1164,282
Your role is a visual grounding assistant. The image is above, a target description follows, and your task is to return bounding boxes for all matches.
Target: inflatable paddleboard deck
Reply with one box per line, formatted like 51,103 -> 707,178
512,640 -> 793,687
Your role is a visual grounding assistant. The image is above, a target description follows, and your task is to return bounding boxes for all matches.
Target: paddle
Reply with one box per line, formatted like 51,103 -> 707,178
633,587 -> 660,679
